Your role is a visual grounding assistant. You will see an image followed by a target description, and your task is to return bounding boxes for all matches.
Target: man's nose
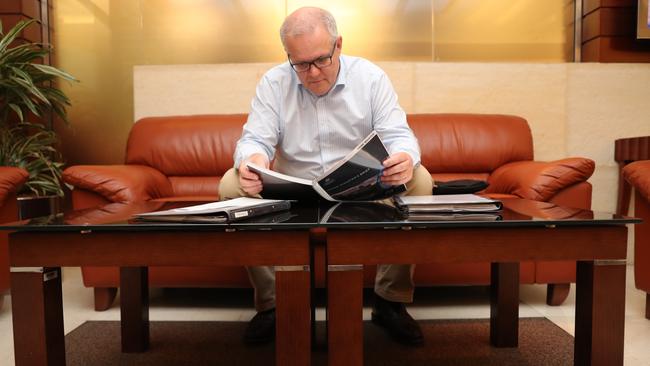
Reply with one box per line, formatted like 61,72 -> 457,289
308,64 -> 321,76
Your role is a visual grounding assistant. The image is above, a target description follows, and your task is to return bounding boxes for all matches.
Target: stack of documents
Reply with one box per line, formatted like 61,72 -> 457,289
393,194 -> 502,221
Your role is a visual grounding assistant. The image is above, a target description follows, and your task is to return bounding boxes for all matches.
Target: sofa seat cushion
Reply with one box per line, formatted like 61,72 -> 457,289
623,160 -> 650,201
430,173 -> 490,183
168,176 -> 221,197
152,196 -> 220,203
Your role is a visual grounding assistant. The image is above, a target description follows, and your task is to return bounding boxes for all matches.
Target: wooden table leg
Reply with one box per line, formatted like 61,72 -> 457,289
327,264 -> 363,366
575,260 -> 626,366
275,265 -> 312,366
490,262 -> 519,347
11,267 -> 65,366
120,266 -> 149,353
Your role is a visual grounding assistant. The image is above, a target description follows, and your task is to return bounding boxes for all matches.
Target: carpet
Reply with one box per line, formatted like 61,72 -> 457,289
65,318 -> 573,365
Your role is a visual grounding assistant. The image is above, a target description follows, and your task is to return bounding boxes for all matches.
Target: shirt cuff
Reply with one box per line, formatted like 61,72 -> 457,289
234,144 -> 270,169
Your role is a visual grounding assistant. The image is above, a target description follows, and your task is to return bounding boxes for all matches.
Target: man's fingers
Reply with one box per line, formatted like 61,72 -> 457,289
240,170 -> 258,181
381,171 -> 412,185
382,159 -> 410,177
382,155 -> 403,168
241,178 -> 263,195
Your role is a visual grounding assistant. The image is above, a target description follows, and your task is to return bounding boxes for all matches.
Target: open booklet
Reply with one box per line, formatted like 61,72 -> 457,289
393,194 -> 502,215
132,197 -> 291,223
246,131 -> 406,202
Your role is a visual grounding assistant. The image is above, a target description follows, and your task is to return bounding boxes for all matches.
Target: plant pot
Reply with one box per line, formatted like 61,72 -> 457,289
17,195 -> 61,220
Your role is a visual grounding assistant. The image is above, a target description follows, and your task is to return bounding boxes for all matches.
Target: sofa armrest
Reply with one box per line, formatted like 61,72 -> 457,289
0,167 -> 29,207
623,160 -> 650,201
486,158 -> 595,202
63,165 -> 174,203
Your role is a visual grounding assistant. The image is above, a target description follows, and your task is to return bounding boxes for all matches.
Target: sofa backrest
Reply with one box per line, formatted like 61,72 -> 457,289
408,114 -> 533,174
126,113 -> 534,182
126,114 -> 246,176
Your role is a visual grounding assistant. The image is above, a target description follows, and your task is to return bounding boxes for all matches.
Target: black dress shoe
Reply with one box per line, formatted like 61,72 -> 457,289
243,308 -> 275,345
371,295 -> 423,346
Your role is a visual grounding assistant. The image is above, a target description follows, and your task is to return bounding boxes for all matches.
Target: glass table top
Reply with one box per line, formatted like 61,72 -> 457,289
0,197 -> 640,233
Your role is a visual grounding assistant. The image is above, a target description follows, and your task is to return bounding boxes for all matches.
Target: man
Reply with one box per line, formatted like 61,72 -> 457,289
219,7 -> 432,346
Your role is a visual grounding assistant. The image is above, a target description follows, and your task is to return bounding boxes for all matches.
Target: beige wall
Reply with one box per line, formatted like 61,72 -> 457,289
134,63 -> 650,215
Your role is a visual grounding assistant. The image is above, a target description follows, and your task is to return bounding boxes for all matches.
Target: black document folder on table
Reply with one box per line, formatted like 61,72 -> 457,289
133,197 -> 291,223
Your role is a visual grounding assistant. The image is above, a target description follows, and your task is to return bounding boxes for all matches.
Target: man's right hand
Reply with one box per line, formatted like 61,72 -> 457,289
238,153 -> 269,196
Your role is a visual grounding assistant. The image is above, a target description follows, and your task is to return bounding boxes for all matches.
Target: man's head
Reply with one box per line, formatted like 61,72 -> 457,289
280,7 -> 342,96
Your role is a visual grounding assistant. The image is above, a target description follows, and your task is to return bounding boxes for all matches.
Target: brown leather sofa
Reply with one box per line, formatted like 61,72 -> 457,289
623,160 -> 650,319
63,113 -> 595,310
0,167 -> 29,309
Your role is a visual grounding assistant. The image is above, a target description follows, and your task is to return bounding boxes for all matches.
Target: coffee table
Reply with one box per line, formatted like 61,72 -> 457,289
2,201 -> 319,366
320,198 -> 638,366
3,198 -> 639,366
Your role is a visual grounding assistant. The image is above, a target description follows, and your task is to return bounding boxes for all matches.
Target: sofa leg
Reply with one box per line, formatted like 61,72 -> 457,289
546,283 -> 570,306
0,293 -> 4,310
94,287 -> 118,311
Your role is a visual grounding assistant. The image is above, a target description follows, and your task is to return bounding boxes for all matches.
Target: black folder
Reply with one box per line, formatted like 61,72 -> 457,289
133,198 -> 291,223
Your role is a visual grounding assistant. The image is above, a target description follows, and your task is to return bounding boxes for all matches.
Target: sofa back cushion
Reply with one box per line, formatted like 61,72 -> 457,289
408,114 -> 533,173
126,114 -> 246,176
126,113 -> 534,180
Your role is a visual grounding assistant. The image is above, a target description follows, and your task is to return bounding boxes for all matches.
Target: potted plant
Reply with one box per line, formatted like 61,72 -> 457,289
0,19 -> 77,216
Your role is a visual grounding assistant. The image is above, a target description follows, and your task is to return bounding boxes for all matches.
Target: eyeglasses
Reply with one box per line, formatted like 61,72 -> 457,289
288,42 -> 337,73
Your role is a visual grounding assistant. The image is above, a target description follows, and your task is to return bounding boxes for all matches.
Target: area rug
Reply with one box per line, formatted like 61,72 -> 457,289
65,318 -> 573,365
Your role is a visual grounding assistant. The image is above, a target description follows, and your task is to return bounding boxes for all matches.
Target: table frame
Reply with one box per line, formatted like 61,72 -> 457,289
9,230 -> 312,366
326,225 -> 628,366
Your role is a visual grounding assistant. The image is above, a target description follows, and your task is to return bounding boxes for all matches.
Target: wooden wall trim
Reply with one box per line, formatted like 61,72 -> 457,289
583,7 -> 637,42
583,0 -> 637,16
581,0 -> 650,62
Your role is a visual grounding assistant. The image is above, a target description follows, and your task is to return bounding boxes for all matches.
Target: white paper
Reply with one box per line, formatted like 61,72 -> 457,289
396,194 -> 497,205
246,163 -> 312,186
136,197 -> 286,216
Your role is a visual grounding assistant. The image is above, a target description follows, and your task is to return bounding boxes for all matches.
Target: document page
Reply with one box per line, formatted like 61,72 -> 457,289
135,197 -> 286,216
313,131 -> 406,201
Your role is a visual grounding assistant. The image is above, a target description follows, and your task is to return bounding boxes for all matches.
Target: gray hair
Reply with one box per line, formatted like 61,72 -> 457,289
279,7 -> 338,49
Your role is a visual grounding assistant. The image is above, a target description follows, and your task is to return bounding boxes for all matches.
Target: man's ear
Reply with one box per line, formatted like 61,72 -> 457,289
337,36 -> 343,51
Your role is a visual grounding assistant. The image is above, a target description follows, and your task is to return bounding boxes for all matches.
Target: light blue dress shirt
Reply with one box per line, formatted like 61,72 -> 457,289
233,55 -> 421,180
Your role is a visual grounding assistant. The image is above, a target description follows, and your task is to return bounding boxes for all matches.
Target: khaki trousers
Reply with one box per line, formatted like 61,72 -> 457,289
219,165 -> 433,311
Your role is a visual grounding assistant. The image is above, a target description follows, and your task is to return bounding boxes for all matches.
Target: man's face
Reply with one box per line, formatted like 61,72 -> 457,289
285,27 -> 341,96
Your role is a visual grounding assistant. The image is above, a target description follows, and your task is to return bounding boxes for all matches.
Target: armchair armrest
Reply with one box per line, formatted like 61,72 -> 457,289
623,160 -> 650,201
486,158 -> 595,202
63,165 -> 174,203
0,167 -> 29,206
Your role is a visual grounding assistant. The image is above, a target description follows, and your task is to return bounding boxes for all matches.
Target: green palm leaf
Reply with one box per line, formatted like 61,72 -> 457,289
1,19 -> 77,196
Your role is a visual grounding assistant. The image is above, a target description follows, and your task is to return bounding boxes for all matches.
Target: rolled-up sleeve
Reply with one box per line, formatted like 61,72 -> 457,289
233,75 -> 281,169
370,72 -> 421,167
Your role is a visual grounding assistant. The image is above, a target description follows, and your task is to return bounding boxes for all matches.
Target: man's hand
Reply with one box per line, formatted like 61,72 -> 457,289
381,152 -> 414,186
238,153 -> 269,196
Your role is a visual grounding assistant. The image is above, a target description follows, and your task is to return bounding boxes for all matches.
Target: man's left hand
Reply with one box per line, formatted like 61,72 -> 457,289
381,152 -> 414,186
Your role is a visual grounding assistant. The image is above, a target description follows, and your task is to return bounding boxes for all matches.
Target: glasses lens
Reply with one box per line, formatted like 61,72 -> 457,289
293,63 -> 309,72
314,57 -> 332,68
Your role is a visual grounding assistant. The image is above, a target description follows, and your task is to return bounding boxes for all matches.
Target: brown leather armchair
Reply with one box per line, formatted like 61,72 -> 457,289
63,113 -> 595,310
623,160 -> 650,319
0,167 -> 29,309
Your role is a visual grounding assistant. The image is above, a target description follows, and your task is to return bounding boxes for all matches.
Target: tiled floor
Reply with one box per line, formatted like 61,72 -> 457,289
0,266 -> 648,365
